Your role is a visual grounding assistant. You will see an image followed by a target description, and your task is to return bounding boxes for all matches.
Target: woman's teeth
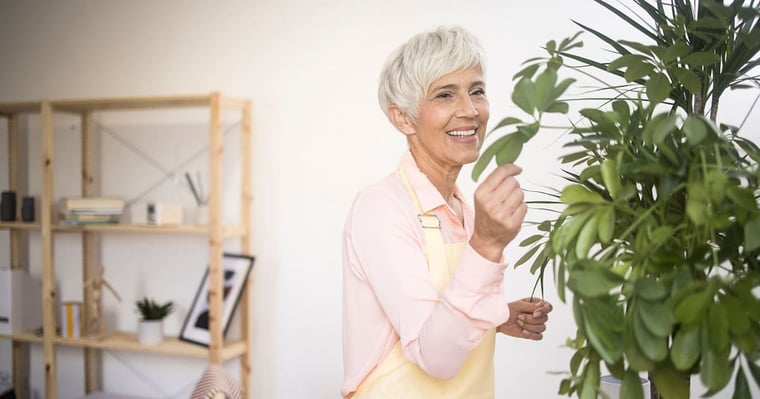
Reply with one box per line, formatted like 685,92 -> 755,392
448,129 -> 476,137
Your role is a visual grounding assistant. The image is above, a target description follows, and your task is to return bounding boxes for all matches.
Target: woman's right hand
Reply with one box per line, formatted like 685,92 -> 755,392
469,164 -> 527,262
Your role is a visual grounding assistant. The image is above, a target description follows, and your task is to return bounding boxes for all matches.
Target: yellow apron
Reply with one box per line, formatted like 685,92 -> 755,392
353,165 -> 496,399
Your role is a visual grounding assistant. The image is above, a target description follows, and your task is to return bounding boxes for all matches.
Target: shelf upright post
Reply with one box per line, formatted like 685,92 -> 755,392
207,92 -> 225,365
40,100 -> 58,399
7,113 -> 23,266
80,110 -> 102,394
7,111 -> 31,399
238,99 -> 253,397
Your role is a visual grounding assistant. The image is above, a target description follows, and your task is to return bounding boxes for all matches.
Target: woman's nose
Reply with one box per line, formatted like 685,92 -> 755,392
456,96 -> 479,118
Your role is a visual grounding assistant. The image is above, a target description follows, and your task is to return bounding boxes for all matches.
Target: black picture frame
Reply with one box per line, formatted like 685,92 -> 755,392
179,253 -> 255,347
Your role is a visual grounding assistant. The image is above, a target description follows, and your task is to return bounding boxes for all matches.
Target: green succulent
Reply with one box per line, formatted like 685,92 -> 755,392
135,297 -> 174,321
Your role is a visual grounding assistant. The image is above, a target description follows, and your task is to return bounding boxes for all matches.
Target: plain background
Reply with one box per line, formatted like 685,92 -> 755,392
0,1 -> 758,398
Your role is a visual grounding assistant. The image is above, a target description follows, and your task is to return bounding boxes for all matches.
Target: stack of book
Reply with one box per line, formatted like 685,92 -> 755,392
58,197 -> 125,225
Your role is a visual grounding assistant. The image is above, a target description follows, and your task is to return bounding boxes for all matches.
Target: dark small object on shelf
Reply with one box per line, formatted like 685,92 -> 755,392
1,191 -> 16,221
21,196 -> 35,222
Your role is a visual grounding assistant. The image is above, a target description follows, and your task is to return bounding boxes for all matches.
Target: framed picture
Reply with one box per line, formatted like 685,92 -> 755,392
179,253 -> 255,346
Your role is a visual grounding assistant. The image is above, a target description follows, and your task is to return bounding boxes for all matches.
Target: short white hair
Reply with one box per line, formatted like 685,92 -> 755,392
377,25 -> 487,121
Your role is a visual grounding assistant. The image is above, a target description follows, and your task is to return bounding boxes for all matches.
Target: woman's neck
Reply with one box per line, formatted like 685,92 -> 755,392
409,149 -> 460,206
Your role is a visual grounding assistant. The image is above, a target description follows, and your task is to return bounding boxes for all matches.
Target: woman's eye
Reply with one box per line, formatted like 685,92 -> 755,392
435,92 -> 453,99
471,88 -> 486,96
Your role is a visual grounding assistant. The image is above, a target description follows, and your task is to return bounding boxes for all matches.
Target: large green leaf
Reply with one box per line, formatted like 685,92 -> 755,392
512,77 -> 535,115
635,277 -> 667,301
637,300 -> 674,337
661,41 -> 692,62
672,67 -> 702,94
471,132 -> 525,181
650,113 -> 678,145
625,61 -> 655,82
575,212 -> 599,258
646,72 -> 671,104
747,359 -> 760,393
489,116 -> 523,132
674,290 -> 711,326
633,310 -> 668,361
583,310 -> 623,364
519,234 -> 543,247
512,63 -> 540,80
686,183 -> 709,226
546,101 -> 570,114
700,346 -> 732,392
514,244 -> 541,268
682,51 -> 721,67
495,134 -> 525,165
732,366 -> 751,399
620,369 -> 645,399
744,216 -> 760,252
608,53 -> 649,72
624,327 -> 654,372
652,362 -> 691,399
641,113 -> 671,145
598,206 -> 615,244
554,211 -> 594,253
724,295 -> 751,336
708,302 -> 730,353
683,115 -> 708,145
580,360 -> 600,399
560,184 -> 607,204
568,269 -> 623,298
534,68 -> 558,111
548,78 -> 576,106
671,325 -> 701,370
726,186 -> 758,212
600,158 -> 622,199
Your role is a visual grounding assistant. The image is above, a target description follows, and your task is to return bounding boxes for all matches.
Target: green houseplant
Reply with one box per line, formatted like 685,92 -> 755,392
135,297 -> 174,321
135,296 -> 174,345
473,0 -> 760,398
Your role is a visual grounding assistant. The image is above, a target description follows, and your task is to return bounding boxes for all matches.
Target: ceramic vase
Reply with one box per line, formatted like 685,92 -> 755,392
138,319 -> 164,345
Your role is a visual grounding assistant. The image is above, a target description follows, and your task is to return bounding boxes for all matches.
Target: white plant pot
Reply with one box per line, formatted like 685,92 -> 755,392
138,320 -> 164,346
599,375 -> 651,399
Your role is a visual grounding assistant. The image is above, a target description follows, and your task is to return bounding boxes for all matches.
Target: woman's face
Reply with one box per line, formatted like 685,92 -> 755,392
406,66 -> 489,171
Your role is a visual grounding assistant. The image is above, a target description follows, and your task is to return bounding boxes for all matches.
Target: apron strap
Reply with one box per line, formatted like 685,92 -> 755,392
398,165 -> 449,291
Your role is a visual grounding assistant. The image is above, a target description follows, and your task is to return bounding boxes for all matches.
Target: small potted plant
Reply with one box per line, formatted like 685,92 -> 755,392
135,296 -> 174,345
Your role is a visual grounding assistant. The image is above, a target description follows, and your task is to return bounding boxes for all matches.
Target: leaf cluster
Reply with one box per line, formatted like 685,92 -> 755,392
475,1 -> 760,398
135,297 -> 174,321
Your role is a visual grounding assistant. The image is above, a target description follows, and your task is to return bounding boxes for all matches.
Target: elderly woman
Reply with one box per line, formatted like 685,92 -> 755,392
342,26 -> 554,398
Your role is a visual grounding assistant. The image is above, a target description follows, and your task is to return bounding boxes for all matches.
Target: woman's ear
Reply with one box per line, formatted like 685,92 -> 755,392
388,105 -> 415,136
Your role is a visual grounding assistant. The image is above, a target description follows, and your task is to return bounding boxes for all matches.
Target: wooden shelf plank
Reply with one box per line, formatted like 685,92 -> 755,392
78,392 -> 153,399
51,223 -> 245,237
48,93 -> 248,113
2,331 -> 247,360
0,101 -> 41,116
0,222 -> 41,230
0,331 -> 45,343
51,332 -> 247,359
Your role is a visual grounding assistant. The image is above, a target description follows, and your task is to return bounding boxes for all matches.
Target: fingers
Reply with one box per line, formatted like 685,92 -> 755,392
514,299 -> 553,340
520,298 -> 554,317
475,164 -> 524,208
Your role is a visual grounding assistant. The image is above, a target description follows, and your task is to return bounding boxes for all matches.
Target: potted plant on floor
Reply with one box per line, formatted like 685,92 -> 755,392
473,0 -> 760,398
135,296 -> 174,346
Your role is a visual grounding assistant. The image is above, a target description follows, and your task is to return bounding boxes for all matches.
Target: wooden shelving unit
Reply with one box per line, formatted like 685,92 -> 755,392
0,92 -> 253,398
1,99 -> 41,399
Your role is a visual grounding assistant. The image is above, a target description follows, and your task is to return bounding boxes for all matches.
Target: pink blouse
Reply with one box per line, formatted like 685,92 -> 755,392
342,150 -> 511,398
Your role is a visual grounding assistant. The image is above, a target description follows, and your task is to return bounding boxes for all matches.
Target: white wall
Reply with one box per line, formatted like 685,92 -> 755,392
0,1 -> 758,398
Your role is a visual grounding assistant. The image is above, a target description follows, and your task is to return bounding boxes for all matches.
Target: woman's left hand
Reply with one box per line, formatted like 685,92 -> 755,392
498,298 -> 553,340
